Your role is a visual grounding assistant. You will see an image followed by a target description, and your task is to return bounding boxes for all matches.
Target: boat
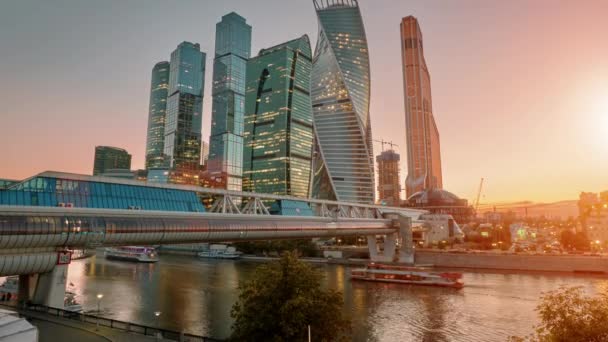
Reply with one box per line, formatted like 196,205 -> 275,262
64,291 -> 83,312
0,277 -> 18,301
105,246 -> 159,263
351,263 -> 464,289
197,244 -> 242,259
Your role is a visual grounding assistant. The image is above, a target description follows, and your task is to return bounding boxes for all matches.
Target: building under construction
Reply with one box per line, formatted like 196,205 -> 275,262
376,149 -> 401,206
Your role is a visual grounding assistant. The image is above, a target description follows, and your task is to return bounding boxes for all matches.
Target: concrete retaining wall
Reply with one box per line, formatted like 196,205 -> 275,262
415,251 -> 608,273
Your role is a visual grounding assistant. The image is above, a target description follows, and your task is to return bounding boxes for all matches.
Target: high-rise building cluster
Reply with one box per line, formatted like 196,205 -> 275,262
90,1 -> 455,207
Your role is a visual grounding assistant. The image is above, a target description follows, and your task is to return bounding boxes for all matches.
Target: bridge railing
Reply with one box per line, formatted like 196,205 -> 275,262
22,303 -> 221,342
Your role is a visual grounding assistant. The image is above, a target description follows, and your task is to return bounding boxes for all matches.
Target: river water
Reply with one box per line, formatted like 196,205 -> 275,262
64,253 -> 608,341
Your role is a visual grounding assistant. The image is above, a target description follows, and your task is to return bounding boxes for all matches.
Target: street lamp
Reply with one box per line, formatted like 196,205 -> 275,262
95,293 -> 103,331
154,311 -> 162,339
96,293 -> 103,313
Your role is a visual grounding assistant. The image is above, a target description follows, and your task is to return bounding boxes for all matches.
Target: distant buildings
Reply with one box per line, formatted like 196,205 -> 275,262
376,150 -> 401,206
404,188 -> 474,224
93,146 -> 131,176
401,16 -> 443,198
163,42 -> 206,185
579,191 -> 608,244
207,13 -> 252,191
242,35 -> 314,198
144,61 -> 170,169
311,0 -> 375,204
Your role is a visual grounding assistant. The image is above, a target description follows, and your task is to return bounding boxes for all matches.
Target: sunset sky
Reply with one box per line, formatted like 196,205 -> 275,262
0,0 -> 606,204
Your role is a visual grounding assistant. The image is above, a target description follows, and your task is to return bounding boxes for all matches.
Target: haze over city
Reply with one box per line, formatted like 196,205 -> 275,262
1,0 -> 607,204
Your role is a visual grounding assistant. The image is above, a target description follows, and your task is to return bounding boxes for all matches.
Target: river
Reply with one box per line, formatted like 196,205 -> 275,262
64,253 -> 608,341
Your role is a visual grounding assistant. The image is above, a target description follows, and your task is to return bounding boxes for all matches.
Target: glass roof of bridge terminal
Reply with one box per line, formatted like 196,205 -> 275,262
0,172 -> 206,213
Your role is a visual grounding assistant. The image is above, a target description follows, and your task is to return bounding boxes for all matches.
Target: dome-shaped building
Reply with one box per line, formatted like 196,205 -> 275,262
404,188 -> 474,224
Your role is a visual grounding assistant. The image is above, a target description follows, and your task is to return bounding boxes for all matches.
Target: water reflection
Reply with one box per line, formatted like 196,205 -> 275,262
66,254 -> 608,341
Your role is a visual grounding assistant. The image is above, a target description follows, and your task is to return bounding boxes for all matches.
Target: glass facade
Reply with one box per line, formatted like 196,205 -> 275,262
243,36 -> 314,198
311,0 -> 375,204
207,13 -> 251,191
0,175 -> 205,212
145,61 -> 170,169
401,16 -> 443,198
93,146 -> 132,176
164,42 -> 206,184
0,179 -> 17,190
269,200 -> 315,216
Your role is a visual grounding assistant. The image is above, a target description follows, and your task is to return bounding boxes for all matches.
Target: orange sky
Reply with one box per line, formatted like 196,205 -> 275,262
0,0 -> 606,203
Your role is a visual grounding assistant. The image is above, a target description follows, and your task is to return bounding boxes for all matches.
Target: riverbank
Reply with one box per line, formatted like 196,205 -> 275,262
415,251 -> 608,274
246,252 -> 608,275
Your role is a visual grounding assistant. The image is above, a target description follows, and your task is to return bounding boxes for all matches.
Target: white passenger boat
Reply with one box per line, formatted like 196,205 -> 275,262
105,246 -> 159,263
197,244 -> 242,259
0,277 -> 18,301
351,263 -> 464,289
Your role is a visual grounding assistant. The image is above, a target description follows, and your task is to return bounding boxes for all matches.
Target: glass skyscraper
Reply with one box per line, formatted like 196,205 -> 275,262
144,61 -> 170,169
401,16 -> 443,198
207,13 -> 251,191
93,146 -> 131,176
242,35 -> 314,198
311,0 -> 375,204
164,42 -> 206,184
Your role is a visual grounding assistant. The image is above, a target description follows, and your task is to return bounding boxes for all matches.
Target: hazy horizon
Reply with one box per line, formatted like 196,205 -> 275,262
1,0 -> 606,203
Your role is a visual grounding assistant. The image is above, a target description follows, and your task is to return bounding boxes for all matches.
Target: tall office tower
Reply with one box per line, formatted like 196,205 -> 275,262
93,146 -> 131,176
242,35 -> 314,198
311,0 -> 375,204
401,16 -> 443,198
201,141 -> 210,167
207,13 -> 252,191
376,150 -> 402,206
164,42 -> 206,185
144,61 -> 170,169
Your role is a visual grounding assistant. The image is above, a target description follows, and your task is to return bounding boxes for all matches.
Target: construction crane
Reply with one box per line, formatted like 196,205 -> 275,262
373,139 -> 399,152
474,178 -> 484,212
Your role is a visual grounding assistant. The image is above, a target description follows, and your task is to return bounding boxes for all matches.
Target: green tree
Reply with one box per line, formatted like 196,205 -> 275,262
510,286 -> 608,341
560,230 -> 590,251
230,252 -> 350,341
234,239 -> 319,257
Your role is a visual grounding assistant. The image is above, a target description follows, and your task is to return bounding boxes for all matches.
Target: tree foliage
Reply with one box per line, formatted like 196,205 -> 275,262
234,239 -> 319,257
230,252 -> 350,341
511,286 -> 608,342
559,230 -> 590,251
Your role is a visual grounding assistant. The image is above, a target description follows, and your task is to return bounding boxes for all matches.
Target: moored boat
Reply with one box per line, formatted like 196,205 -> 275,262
0,276 -> 18,301
351,263 -> 464,288
64,291 -> 83,312
105,246 -> 159,263
197,244 -> 242,259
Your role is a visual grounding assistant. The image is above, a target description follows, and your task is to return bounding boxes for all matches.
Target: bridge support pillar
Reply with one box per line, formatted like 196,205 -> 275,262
396,215 -> 414,264
18,264 -> 68,309
33,263 -> 68,308
367,234 -> 396,263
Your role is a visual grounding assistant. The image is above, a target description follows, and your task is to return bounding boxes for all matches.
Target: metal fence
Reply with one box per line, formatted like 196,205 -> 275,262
23,304 -> 221,342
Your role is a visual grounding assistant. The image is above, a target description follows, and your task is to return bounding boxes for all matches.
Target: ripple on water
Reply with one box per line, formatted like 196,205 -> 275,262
66,256 -> 608,341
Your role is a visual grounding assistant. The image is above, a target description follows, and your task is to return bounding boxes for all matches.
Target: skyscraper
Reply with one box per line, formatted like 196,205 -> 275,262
311,0 -> 375,204
144,61 -> 170,169
377,149 -> 401,206
242,35 -> 314,198
207,13 -> 252,191
164,42 -> 206,184
93,146 -> 131,176
401,16 -> 443,198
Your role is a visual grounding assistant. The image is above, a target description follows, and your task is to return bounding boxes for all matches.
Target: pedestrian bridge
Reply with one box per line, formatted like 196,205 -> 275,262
0,171 -> 425,308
